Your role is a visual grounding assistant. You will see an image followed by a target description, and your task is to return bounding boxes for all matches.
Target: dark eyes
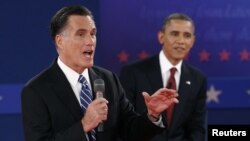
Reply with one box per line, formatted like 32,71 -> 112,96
90,31 -> 96,36
184,33 -> 192,38
170,31 -> 179,36
77,31 -> 96,37
170,31 -> 192,38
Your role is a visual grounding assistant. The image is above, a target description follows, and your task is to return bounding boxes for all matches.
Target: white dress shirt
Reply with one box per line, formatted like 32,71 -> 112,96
159,50 -> 182,90
57,58 -> 92,140
57,58 -> 92,105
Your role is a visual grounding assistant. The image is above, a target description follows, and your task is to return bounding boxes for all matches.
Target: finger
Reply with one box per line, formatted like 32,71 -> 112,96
98,106 -> 107,112
166,98 -> 179,106
99,98 -> 109,104
153,88 -> 175,97
92,98 -> 109,106
161,92 -> 178,99
142,92 -> 150,103
98,100 -> 108,107
102,104 -> 108,111
167,93 -> 179,99
98,110 -> 108,122
173,98 -> 179,104
103,113 -> 108,121
163,88 -> 177,93
157,88 -> 170,94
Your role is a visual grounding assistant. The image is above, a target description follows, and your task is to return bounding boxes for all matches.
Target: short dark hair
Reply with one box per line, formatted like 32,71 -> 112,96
161,13 -> 195,33
50,5 -> 94,41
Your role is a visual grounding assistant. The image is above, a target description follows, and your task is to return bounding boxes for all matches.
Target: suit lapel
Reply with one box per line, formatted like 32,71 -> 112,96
50,60 -> 83,119
146,56 -> 163,95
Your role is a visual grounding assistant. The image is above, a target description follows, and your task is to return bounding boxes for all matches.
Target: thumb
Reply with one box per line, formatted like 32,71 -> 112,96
142,92 -> 150,104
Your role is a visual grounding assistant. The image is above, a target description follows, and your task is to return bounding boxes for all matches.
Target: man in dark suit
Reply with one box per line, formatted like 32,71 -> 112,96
21,5 -> 179,141
120,13 -> 207,141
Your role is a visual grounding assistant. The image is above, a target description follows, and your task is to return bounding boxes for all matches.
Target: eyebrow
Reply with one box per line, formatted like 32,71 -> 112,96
76,29 -> 87,33
75,28 -> 97,33
170,30 -> 192,34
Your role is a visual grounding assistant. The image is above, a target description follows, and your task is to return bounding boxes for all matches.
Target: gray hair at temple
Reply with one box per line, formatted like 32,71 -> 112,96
50,5 -> 94,42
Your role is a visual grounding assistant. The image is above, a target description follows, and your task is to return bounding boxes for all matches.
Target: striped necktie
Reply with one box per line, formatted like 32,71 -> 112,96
78,75 -> 96,141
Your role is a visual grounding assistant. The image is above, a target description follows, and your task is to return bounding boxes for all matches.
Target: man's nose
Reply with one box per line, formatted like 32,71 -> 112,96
176,35 -> 185,44
85,35 -> 95,45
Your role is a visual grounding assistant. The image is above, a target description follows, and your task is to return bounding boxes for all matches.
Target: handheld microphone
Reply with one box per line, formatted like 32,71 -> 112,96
94,79 -> 105,132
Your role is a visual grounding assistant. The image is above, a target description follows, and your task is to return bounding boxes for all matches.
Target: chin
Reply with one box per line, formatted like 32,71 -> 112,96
85,62 -> 94,68
175,54 -> 186,59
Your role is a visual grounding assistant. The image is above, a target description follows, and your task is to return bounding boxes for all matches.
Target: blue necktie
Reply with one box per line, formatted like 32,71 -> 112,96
78,75 -> 96,141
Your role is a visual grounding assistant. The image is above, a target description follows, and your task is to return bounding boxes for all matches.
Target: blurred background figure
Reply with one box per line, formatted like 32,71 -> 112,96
120,13 -> 207,141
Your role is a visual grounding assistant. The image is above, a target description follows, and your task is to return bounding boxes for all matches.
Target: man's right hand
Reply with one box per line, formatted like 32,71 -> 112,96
81,98 -> 108,132
142,88 -> 179,119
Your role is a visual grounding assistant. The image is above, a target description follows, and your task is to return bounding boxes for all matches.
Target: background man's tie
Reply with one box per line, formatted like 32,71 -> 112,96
79,75 -> 96,141
166,67 -> 177,128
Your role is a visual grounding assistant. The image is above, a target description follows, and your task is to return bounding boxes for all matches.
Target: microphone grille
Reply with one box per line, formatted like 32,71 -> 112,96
94,79 -> 105,92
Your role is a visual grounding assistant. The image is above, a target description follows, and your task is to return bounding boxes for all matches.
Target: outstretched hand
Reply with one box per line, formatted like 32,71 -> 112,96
142,88 -> 179,117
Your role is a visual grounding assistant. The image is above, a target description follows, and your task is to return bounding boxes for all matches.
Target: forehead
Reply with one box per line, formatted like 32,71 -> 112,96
166,19 -> 194,33
66,15 -> 96,31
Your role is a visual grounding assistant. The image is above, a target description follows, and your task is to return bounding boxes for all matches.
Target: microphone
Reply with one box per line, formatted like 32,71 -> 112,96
94,79 -> 105,132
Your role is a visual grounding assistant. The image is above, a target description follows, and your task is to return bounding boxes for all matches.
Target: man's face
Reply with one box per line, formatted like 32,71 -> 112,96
158,19 -> 195,65
56,15 -> 96,73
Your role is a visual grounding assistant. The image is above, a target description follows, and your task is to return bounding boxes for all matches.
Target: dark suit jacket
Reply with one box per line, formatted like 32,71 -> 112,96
119,55 -> 207,141
21,59 -> 163,141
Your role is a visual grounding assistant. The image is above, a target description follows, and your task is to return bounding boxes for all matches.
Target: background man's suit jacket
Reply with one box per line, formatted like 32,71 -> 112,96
120,55 -> 207,141
21,59 -> 163,141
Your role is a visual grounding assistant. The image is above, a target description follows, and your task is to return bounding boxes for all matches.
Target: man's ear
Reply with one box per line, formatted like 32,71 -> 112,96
158,31 -> 164,44
55,34 -> 63,50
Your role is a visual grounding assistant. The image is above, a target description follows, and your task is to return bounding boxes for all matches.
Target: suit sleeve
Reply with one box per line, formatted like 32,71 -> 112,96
119,65 -> 137,106
112,73 -> 164,141
21,86 -> 87,141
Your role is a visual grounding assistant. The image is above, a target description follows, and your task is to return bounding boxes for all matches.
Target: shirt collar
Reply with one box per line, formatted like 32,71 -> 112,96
159,50 -> 182,73
57,58 -> 90,87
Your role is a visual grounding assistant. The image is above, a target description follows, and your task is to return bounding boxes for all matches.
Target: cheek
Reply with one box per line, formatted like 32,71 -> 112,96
186,42 -> 194,50
187,39 -> 194,47
159,35 -> 168,44
166,37 -> 175,45
65,46 -> 79,57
